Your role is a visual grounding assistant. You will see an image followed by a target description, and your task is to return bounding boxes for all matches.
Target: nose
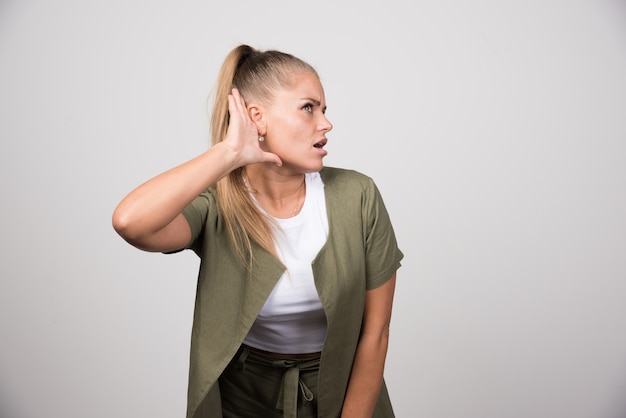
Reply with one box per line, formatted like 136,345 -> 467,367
320,114 -> 333,133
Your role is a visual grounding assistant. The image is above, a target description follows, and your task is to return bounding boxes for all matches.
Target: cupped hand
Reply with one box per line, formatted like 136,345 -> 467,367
223,88 -> 282,167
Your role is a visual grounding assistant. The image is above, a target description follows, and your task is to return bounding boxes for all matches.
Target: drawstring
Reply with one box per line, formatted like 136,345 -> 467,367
236,347 -> 249,371
274,359 -> 315,416
235,347 -> 319,418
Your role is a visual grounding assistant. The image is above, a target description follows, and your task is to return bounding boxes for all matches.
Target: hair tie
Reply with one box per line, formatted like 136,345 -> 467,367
236,49 -> 256,74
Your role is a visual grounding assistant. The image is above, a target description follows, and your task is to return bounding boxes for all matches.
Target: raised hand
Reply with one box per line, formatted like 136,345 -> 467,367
223,88 -> 282,167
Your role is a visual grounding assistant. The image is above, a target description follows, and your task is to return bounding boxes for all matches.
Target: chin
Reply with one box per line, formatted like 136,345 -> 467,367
284,158 -> 324,173
306,161 -> 325,173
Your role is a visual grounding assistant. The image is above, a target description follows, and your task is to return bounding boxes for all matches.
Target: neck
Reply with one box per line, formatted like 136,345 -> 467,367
245,168 -> 305,200
245,171 -> 306,218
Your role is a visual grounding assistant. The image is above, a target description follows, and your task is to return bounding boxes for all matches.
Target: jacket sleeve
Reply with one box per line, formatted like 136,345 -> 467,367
180,188 -> 217,257
362,177 -> 404,290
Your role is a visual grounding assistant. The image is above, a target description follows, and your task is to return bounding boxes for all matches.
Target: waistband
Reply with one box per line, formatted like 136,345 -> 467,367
243,343 -> 322,359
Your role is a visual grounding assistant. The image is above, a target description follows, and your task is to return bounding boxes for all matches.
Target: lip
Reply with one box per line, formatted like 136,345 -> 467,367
313,138 -> 328,156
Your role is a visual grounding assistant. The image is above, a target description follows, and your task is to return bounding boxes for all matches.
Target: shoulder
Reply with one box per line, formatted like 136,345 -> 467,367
319,167 -> 385,215
319,166 -> 375,190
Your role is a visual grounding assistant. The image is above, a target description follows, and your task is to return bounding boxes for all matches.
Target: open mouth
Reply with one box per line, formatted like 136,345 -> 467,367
313,139 -> 327,148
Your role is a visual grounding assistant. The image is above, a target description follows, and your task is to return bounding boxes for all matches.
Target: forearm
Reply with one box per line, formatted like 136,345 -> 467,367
341,332 -> 390,418
112,142 -> 239,241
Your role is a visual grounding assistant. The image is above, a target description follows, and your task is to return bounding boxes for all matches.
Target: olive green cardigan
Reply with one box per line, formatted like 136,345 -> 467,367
179,167 -> 403,418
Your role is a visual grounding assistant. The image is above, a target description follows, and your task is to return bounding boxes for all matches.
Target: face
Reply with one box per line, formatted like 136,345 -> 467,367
258,71 -> 333,173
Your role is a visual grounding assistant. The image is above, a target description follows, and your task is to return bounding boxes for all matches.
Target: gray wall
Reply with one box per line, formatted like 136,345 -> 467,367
1,1 -> 625,417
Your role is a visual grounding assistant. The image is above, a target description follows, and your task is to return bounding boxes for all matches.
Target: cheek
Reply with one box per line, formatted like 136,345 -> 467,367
271,119 -> 301,140
266,111 -> 310,143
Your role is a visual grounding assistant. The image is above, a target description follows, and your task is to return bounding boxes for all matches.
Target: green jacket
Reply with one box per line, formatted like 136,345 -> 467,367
180,167 -> 404,418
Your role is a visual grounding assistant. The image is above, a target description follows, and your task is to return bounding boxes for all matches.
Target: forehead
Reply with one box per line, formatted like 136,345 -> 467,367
278,71 -> 325,102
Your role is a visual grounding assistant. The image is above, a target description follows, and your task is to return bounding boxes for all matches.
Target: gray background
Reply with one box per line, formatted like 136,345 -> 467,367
1,0 -> 626,417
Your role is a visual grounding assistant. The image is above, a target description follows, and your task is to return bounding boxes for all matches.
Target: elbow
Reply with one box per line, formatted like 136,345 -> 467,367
111,205 -> 139,242
378,325 -> 391,350
359,324 -> 391,352
112,206 -> 129,237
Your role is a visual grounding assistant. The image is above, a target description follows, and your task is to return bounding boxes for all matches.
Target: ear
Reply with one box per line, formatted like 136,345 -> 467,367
247,104 -> 266,136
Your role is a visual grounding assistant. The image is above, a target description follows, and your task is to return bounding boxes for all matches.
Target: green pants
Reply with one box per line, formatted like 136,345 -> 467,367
219,346 -> 321,418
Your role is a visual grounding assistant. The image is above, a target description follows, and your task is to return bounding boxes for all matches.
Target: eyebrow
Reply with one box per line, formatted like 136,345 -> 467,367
301,98 -> 327,112
301,98 -> 321,106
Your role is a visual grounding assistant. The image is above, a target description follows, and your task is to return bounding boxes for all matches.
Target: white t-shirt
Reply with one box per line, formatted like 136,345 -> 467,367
243,172 -> 329,353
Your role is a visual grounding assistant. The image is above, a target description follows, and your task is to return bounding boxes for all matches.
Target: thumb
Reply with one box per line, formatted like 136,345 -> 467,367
263,152 -> 283,167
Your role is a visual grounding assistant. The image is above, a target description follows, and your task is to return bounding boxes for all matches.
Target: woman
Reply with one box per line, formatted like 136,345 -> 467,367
112,44 -> 403,418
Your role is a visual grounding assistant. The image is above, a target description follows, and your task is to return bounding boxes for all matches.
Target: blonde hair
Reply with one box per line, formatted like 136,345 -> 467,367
209,44 -> 318,264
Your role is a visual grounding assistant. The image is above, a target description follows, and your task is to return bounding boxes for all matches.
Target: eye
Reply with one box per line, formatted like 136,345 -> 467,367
302,103 -> 313,113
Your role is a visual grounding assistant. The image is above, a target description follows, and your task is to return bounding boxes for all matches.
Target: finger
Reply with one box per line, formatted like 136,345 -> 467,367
227,91 -> 240,117
230,89 -> 254,130
230,88 -> 247,112
229,89 -> 241,113
263,152 -> 283,167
